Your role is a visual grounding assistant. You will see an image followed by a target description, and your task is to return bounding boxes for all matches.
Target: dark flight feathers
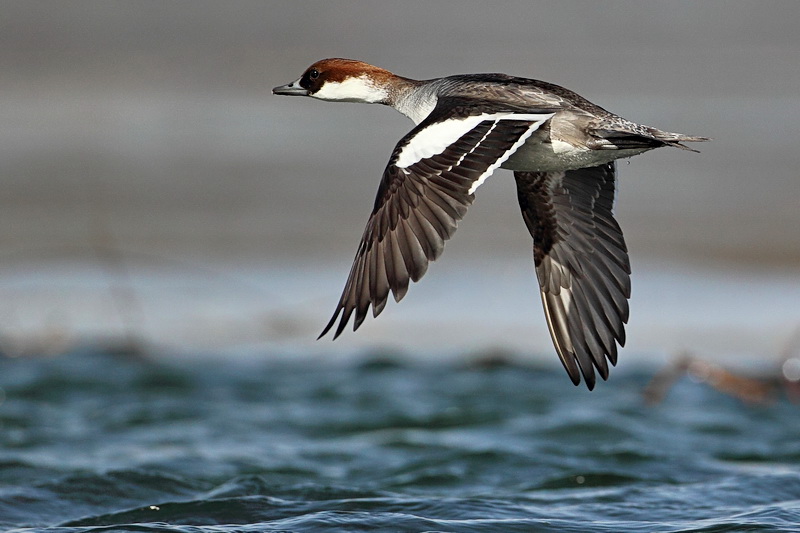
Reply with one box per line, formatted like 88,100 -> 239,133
320,112 -> 632,390
319,112 -> 544,340
514,163 -> 630,389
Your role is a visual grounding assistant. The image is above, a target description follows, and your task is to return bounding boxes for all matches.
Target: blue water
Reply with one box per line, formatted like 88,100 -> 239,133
2,349 -> 800,532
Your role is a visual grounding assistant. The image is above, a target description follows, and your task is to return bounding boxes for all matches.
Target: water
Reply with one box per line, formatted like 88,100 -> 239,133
2,350 -> 799,532
2,3 -> 800,531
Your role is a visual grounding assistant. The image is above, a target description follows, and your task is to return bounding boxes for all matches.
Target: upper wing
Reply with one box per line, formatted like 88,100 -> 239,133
514,163 -> 630,390
320,102 -> 554,339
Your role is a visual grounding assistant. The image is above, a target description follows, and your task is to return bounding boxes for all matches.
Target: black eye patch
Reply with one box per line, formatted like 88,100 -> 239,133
300,68 -> 321,90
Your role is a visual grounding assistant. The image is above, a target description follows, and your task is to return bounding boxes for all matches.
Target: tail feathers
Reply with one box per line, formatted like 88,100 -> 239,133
593,126 -> 711,153
649,131 -> 711,153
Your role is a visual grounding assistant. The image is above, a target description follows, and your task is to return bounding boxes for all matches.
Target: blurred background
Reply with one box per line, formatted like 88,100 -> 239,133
1,0 -> 798,368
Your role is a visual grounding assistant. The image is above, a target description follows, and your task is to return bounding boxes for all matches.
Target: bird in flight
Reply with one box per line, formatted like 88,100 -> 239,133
274,58 -> 708,389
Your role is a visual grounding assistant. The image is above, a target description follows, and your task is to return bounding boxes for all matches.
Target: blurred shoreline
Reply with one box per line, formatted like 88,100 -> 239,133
1,254 -> 798,369
1,2 -> 798,364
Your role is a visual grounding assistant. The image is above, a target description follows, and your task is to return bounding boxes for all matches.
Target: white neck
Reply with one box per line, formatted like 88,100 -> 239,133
392,86 -> 438,125
392,93 -> 437,124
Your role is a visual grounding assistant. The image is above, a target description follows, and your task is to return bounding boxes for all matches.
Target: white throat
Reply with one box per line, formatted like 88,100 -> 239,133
312,75 -> 388,104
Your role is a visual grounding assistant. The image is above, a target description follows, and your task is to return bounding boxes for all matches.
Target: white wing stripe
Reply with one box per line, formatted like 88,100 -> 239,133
467,114 -> 553,194
395,112 -> 553,170
395,115 -> 487,169
453,119 -> 498,172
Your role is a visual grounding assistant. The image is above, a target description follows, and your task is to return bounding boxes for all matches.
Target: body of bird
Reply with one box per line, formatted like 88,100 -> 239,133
274,58 -> 708,389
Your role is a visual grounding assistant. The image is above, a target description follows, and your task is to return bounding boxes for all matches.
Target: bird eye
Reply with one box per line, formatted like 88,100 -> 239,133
308,68 -> 319,80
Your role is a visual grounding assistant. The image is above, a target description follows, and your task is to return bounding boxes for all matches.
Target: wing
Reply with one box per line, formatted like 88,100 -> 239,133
320,102 -> 555,339
514,163 -> 630,390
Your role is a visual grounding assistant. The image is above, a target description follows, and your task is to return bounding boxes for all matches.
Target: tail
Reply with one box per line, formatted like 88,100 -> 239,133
593,125 -> 711,153
647,129 -> 711,153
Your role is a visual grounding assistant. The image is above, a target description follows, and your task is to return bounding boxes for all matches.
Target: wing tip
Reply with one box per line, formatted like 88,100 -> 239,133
575,358 -> 618,391
565,360 -> 598,391
318,300 -> 376,341
318,307 -> 345,340
559,337 -> 623,391
317,321 -> 336,341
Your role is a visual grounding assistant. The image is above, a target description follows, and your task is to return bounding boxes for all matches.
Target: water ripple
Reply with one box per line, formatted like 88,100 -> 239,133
2,351 -> 800,532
